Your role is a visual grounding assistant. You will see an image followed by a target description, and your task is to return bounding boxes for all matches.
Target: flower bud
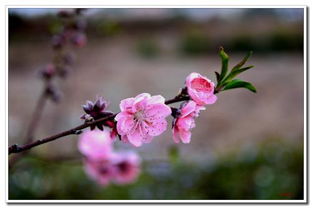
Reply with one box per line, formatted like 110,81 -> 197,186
39,64 -> 55,80
51,34 -> 66,50
45,85 -> 62,103
71,32 -> 87,48
81,97 -> 114,130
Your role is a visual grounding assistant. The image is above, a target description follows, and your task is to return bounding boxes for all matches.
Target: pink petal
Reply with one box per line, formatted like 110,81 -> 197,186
127,130 -> 143,147
116,116 -> 135,135
135,93 -> 151,100
78,130 -> 112,160
120,98 -> 135,112
145,103 -> 172,120
204,94 -> 218,105
180,101 -> 197,117
133,94 -> 149,112
179,129 -> 191,143
172,127 -> 181,143
146,119 -> 168,136
147,95 -> 165,105
176,117 -> 195,131
185,72 -> 200,87
115,111 -> 131,121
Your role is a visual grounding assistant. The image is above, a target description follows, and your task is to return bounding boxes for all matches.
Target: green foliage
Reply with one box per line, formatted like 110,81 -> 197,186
216,48 -> 256,93
9,138 -> 303,200
223,79 -> 257,93
219,48 -> 229,82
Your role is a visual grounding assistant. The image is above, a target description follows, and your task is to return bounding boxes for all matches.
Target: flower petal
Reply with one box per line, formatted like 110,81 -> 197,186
179,130 -> 191,143
120,98 -> 135,112
145,103 -> 172,120
127,130 -> 143,147
172,127 -> 181,143
116,116 -> 135,135
147,95 -> 165,105
133,94 -> 150,112
180,101 -> 197,117
205,94 -> 218,105
146,119 -> 168,136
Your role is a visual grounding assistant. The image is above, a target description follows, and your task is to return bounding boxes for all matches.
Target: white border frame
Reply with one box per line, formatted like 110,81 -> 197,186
5,5 -> 307,204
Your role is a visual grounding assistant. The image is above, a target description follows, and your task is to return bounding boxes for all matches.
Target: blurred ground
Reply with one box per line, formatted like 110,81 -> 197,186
8,8 -> 304,200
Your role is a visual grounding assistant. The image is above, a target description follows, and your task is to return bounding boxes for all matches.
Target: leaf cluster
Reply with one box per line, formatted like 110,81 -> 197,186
215,47 -> 256,93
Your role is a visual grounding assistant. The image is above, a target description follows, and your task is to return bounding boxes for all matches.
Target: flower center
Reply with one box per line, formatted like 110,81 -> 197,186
134,110 -> 145,121
117,161 -> 131,174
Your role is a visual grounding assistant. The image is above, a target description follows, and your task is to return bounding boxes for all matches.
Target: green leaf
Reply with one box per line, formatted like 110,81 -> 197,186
231,51 -> 253,72
215,71 -> 220,82
219,47 -> 229,82
224,65 -> 254,82
223,79 -> 257,93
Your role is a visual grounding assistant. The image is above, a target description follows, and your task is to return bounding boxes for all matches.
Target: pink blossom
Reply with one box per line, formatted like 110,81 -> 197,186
173,101 -> 205,143
111,151 -> 141,184
185,72 -> 217,106
115,93 -> 172,147
78,129 -> 113,160
83,158 -> 114,186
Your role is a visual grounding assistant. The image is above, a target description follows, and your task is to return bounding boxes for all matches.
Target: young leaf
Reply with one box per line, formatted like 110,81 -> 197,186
223,79 -> 257,93
215,71 -> 220,82
231,51 -> 253,72
219,47 -> 229,82
223,65 -> 254,82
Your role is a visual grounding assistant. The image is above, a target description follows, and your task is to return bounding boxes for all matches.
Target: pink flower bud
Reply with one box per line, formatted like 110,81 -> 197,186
185,72 -> 217,106
172,101 -> 205,143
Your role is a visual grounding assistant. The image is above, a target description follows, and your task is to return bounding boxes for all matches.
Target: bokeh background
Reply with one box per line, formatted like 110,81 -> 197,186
8,8 -> 304,200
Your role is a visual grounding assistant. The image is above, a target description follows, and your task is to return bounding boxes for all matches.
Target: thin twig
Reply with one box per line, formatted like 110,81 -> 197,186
25,88 -> 48,143
8,95 -> 190,155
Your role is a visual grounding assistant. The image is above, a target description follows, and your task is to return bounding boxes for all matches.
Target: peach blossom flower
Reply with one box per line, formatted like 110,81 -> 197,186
78,129 -> 113,160
115,93 -> 171,147
78,129 -> 141,186
83,158 -> 114,186
111,151 -> 141,184
185,72 -> 217,106
173,101 -> 205,143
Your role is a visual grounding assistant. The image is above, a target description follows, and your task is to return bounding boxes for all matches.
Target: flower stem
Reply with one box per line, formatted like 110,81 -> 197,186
8,94 -> 193,155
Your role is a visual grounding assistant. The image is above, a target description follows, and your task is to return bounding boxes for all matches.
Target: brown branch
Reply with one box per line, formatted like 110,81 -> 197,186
8,95 -> 190,155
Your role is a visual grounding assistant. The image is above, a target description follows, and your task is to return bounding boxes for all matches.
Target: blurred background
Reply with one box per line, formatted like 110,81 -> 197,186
8,8 -> 304,200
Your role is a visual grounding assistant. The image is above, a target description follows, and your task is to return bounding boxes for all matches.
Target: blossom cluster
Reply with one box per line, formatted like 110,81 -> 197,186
78,129 -> 141,186
114,72 -> 216,146
80,72 -> 216,149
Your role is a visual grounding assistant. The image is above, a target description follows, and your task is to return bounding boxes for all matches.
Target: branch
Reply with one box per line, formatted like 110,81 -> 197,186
8,95 -> 191,155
